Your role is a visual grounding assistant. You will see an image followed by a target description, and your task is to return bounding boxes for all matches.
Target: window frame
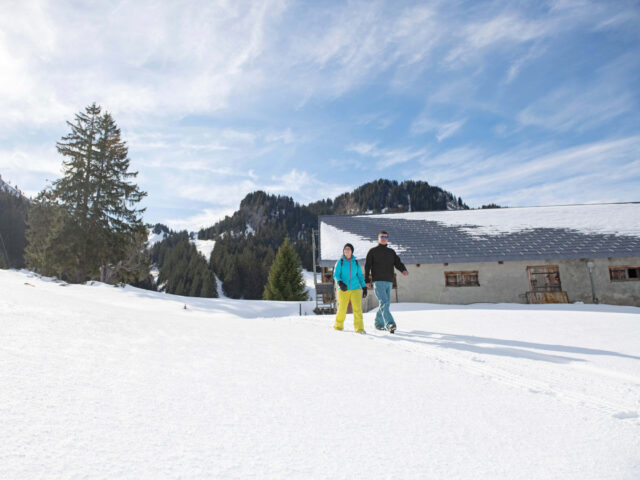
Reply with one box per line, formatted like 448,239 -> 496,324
609,266 -> 640,282
526,265 -> 562,292
444,270 -> 479,287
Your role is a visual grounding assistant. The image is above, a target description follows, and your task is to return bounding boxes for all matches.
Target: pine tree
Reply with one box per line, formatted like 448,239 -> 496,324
25,103 -> 147,282
263,237 -> 308,301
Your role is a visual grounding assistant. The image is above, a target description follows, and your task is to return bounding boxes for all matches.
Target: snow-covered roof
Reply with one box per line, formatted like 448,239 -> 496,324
319,203 -> 640,266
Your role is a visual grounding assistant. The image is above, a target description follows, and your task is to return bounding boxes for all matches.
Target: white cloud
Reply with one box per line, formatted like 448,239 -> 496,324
411,114 -> 467,141
517,55 -> 637,133
347,141 -> 427,169
0,0 -> 286,131
263,169 -> 352,204
0,143 -> 62,195
347,142 -> 378,156
419,136 -> 640,207
165,207 -> 238,233
265,128 -> 295,144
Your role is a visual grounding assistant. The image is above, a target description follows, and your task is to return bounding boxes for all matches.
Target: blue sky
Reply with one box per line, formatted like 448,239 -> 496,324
1,0 -> 639,231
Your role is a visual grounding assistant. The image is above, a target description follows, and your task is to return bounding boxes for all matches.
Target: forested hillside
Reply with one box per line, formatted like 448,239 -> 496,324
150,231 -> 218,298
196,179 -> 468,299
0,182 -> 29,269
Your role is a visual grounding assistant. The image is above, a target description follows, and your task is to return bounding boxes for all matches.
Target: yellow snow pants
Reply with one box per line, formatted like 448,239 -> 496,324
334,288 -> 364,332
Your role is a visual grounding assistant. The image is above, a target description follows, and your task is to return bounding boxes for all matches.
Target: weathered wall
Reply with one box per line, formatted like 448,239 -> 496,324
360,256 -> 640,309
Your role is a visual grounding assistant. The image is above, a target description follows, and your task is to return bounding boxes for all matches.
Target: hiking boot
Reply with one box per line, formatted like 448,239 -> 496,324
388,324 -> 396,334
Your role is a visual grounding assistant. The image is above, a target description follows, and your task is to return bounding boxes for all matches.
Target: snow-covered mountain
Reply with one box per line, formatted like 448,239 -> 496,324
2,268 -> 639,479
0,174 -> 24,198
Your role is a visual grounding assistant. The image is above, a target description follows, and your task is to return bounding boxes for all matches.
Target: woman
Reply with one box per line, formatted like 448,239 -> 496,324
333,243 -> 368,333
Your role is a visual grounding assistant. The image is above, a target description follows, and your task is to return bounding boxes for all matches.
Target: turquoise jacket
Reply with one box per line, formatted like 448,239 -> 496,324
333,255 -> 367,291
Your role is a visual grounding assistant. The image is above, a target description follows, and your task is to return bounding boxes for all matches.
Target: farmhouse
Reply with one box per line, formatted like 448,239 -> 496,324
314,203 -> 640,310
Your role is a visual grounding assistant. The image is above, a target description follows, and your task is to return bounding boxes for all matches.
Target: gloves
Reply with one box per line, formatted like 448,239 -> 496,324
338,281 -> 348,291
362,286 -> 368,298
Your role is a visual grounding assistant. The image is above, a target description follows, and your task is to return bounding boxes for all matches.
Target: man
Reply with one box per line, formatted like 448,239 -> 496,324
365,231 -> 408,333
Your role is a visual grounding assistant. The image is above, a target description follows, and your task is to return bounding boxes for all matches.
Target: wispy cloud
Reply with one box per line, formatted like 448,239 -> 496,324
517,55 -> 638,133
347,142 -> 428,169
416,136 -> 640,207
411,114 -> 467,141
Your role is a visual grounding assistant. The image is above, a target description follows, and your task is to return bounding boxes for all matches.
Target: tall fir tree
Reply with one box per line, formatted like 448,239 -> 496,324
25,103 -> 147,283
263,237 -> 308,301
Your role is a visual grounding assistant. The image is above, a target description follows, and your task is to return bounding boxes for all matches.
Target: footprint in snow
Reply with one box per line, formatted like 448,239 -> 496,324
612,411 -> 639,420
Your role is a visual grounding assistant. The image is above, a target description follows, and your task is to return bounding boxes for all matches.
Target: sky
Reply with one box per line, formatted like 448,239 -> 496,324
0,0 -> 639,231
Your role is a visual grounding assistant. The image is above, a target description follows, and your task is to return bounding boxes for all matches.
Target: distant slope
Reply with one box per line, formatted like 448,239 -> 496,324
0,175 -> 25,198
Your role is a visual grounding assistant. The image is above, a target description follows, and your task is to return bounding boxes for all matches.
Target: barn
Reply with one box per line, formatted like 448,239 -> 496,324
314,203 -> 640,311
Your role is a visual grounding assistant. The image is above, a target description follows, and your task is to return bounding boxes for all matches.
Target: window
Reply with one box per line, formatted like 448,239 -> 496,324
445,271 -> 479,287
609,266 -> 640,282
527,266 -> 562,292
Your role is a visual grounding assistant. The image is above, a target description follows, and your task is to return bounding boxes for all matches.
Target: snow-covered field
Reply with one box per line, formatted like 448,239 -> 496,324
1,269 -> 639,479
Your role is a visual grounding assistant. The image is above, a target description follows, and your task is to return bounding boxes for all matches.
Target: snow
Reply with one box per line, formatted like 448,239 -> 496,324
192,238 -> 216,261
2,268 -> 640,480
362,203 -> 640,238
214,273 -> 227,299
147,230 -> 167,247
149,266 -> 160,285
320,222 -> 406,263
302,269 -> 316,298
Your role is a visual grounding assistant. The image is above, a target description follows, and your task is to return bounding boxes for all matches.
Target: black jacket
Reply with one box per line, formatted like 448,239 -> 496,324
364,244 -> 406,283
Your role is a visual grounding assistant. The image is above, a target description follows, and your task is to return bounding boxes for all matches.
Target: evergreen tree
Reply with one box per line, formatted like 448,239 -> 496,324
24,103 -> 147,283
24,191 -> 78,279
0,188 -> 29,268
151,232 -> 218,298
263,237 -> 308,301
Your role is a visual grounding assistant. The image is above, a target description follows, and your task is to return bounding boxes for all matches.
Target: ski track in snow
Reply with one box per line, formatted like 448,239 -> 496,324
363,329 -> 640,420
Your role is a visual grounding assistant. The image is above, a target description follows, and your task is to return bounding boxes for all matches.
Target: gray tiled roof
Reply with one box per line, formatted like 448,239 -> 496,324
318,214 -> 640,265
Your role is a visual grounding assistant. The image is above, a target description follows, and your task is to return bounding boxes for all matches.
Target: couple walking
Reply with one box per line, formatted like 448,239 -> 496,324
333,230 -> 408,334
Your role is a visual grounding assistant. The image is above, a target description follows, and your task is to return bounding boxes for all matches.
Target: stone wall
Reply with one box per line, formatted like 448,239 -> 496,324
360,256 -> 640,310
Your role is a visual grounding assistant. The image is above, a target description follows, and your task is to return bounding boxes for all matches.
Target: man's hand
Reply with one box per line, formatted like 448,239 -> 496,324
366,282 -> 373,289
402,271 -> 409,277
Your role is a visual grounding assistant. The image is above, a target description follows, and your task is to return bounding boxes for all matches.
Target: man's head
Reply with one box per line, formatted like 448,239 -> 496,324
378,231 -> 389,245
